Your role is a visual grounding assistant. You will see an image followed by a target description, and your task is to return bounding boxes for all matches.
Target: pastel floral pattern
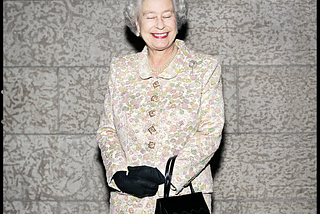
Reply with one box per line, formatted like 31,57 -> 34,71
97,39 -> 224,212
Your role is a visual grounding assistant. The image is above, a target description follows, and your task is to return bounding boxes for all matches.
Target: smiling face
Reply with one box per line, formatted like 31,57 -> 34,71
136,0 -> 177,52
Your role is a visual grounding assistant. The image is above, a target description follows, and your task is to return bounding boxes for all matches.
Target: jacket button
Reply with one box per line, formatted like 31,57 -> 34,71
149,110 -> 156,117
148,141 -> 156,149
148,126 -> 156,134
151,95 -> 159,102
153,81 -> 160,88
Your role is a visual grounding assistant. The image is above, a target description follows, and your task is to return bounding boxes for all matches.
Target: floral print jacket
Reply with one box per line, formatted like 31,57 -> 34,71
97,39 -> 224,196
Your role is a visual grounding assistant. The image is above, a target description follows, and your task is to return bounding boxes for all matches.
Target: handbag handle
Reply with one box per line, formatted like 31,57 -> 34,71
164,155 -> 195,198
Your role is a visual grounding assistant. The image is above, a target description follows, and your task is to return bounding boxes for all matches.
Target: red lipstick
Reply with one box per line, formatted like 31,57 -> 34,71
152,32 -> 169,39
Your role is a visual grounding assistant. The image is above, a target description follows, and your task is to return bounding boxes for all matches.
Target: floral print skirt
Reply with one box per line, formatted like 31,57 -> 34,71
109,191 -> 212,214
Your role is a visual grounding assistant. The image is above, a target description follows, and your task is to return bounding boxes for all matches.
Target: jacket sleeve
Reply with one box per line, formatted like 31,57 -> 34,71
96,58 -> 127,191
172,58 -> 225,194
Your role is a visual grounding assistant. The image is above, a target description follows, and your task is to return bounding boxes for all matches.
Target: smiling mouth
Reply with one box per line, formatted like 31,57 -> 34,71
152,32 -> 169,39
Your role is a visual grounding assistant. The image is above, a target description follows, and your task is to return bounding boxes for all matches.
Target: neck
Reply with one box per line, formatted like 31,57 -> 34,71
148,43 -> 176,69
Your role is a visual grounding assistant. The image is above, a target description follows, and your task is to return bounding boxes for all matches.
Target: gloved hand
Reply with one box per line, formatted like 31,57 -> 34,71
128,166 -> 165,185
113,171 -> 159,198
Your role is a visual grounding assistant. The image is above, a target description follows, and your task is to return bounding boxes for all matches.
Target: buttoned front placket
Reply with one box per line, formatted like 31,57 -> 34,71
138,40 -> 189,151
147,79 -> 161,149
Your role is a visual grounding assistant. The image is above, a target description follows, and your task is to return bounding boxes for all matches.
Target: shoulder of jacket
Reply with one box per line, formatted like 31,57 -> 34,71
176,40 -> 219,66
186,50 -> 221,82
110,52 -> 141,67
192,52 -> 220,66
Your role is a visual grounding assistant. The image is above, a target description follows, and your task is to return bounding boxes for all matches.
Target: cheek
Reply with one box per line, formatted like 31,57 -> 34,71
140,23 -> 153,33
168,21 -> 177,32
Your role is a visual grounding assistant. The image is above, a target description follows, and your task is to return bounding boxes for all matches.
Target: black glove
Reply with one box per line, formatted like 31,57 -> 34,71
113,171 -> 159,198
128,166 -> 165,185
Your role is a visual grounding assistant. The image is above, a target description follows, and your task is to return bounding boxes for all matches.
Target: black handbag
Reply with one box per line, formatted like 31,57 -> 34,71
155,155 -> 210,214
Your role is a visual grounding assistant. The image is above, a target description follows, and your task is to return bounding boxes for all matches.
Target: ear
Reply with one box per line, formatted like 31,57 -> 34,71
135,18 -> 140,36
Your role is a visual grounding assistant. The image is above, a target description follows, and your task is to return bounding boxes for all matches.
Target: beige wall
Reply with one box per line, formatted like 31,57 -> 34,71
3,0 -> 317,213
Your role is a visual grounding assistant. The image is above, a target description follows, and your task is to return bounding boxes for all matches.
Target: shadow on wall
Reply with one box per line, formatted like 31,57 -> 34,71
96,147 -> 111,198
210,134 -> 225,183
125,22 -> 190,52
209,134 -> 225,213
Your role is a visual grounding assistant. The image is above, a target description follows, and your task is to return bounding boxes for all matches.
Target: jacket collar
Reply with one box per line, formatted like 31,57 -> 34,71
138,39 -> 190,80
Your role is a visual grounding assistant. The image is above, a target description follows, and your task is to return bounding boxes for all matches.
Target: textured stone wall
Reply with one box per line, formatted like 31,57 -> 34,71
3,0 -> 317,213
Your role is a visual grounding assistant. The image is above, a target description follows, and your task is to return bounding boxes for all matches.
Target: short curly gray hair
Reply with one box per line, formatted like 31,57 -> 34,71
124,0 -> 188,36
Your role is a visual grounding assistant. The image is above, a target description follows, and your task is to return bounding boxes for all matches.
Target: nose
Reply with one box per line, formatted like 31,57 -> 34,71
156,18 -> 165,30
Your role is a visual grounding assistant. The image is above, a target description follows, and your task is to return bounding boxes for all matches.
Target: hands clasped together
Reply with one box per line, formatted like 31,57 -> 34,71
113,166 -> 165,198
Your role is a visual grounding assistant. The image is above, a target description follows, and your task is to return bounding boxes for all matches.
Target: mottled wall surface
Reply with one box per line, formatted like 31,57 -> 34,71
3,0 -> 317,213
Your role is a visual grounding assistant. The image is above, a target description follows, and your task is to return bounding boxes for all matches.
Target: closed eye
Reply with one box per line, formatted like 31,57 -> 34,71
162,11 -> 173,19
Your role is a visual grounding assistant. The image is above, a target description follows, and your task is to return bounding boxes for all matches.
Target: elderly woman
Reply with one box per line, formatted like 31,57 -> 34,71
96,0 -> 224,213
